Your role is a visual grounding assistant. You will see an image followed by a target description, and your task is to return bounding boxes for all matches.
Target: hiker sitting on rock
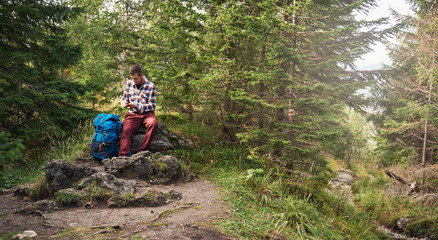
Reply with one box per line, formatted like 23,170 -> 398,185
119,65 -> 158,156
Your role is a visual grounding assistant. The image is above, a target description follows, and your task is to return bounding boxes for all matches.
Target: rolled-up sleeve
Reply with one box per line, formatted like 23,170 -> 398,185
121,82 -> 130,107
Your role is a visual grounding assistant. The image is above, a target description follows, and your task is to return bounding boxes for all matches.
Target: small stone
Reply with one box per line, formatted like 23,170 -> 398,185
107,198 -> 118,208
169,190 -> 183,200
35,200 -> 57,211
13,234 -> 24,239
85,202 -> 94,209
22,230 -> 37,238
397,218 -> 410,230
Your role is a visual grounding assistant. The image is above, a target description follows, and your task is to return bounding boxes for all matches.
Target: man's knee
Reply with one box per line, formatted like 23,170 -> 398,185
144,118 -> 158,129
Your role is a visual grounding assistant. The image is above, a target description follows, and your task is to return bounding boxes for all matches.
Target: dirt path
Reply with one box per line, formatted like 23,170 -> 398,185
0,179 -> 234,239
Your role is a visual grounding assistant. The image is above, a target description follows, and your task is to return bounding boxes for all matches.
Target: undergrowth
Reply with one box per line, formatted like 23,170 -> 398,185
169,116 -> 388,239
352,172 -> 438,239
0,120 -> 94,190
55,192 -> 82,206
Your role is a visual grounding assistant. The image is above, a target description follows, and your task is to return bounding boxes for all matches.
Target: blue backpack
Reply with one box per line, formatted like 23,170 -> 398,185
91,113 -> 122,160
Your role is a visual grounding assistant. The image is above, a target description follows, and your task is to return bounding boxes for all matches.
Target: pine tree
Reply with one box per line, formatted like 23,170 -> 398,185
0,0 -> 86,146
198,0 -> 388,169
372,0 -> 437,166
0,132 -> 24,170
133,0 -> 207,120
66,0 -> 125,109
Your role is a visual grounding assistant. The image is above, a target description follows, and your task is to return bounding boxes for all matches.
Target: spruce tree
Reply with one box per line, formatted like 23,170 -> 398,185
66,0 -> 124,108
198,0 -> 388,169
0,0 -> 86,146
372,1 -> 437,166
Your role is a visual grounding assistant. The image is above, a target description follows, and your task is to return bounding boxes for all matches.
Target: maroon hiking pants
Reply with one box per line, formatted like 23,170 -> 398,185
119,111 -> 158,156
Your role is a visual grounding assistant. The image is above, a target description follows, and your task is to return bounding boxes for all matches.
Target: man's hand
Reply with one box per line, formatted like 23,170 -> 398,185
128,102 -> 138,109
121,101 -> 129,108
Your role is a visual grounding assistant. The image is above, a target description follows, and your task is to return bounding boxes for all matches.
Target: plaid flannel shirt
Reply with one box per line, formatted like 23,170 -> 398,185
121,77 -> 156,114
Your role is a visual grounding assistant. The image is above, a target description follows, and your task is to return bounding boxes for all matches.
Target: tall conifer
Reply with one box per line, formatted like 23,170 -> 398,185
372,1 -> 437,166
0,0 -> 85,146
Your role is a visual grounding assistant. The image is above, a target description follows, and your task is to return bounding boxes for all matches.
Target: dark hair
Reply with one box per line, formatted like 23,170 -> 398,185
129,65 -> 143,76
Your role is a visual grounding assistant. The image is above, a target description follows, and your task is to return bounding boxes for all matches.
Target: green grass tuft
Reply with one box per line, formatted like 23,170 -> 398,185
55,192 -> 81,206
28,174 -> 54,200
352,170 -> 438,239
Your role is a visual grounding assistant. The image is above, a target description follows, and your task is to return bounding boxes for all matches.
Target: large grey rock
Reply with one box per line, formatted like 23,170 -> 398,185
104,151 -> 182,184
43,160 -> 97,191
130,122 -> 193,154
78,172 -> 136,195
103,151 -> 154,179
134,190 -> 167,207
151,153 -> 182,184
329,169 -> 358,189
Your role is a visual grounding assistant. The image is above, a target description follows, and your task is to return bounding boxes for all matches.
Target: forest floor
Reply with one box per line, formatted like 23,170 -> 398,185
329,161 -> 438,240
2,152 -> 437,240
0,178 -> 235,239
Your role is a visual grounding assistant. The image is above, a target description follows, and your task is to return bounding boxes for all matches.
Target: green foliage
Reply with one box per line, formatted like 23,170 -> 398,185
0,232 -> 16,240
245,168 -> 265,180
66,0 -> 124,108
328,108 -> 377,166
352,173 -> 438,239
0,120 -> 93,190
83,183 -> 115,202
109,192 -> 136,207
152,161 -> 168,173
170,121 -> 385,239
123,192 -> 135,203
55,192 -> 81,206
371,2 -> 438,166
0,0 -> 92,148
28,174 -> 54,201
213,166 -> 383,239
0,132 -> 24,170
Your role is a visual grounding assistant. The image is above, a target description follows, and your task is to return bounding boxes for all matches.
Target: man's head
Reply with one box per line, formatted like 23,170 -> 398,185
130,65 -> 145,85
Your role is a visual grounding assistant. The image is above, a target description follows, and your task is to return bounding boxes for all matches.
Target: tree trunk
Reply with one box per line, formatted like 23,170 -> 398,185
259,45 -> 266,129
422,8 -> 436,191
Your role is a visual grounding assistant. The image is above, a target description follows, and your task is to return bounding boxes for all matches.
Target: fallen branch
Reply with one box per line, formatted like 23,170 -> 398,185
384,170 -> 408,185
385,170 -> 419,195
150,209 -> 167,223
